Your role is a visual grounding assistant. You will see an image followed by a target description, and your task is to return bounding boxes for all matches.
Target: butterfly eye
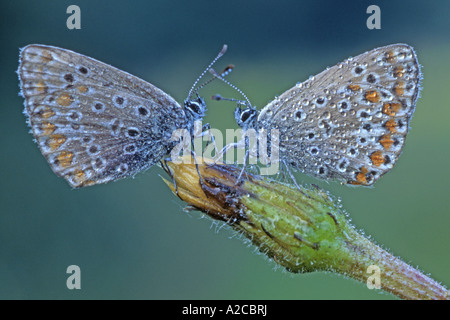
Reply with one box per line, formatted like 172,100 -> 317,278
190,102 -> 200,114
240,108 -> 255,123
185,101 -> 202,115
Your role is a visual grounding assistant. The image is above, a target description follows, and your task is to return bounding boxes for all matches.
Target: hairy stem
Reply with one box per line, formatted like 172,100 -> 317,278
161,158 -> 449,300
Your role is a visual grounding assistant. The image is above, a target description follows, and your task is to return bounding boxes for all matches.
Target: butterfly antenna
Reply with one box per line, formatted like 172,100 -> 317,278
211,94 -> 248,106
194,64 -> 234,94
186,44 -> 228,101
209,68 -> 253,108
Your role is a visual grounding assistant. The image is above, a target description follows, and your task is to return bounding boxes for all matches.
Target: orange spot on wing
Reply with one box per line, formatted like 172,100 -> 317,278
382,103 -> 401,116
356,167 -> 369,184
370,151 -> 384,167
40,50 -> 53,63
385,51 -> 396,63
394,81 -> 405,96
365,90 -> 380,103
379,134 -> 394,150
33,106 -> 55,119
48,134 -> 67,151
36,80 -> 47,93
41,122 -> 56,135
42,109 -> 55,119
81,180 -> 96,187
72,169 -> 86,184
56,93 -> 74,106
394,66 -> 405,78
347,84 -> 361,91
385,119 -> 397,133
56,151 -> 73,168
78,85 -> 88,93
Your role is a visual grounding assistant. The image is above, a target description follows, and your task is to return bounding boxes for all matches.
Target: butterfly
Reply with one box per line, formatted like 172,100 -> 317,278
18,44 -> 226,188
227,44 -> 421,186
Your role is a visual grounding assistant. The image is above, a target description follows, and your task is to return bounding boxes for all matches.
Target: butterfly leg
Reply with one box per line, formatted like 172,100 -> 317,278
189,139 -> 205,188
279,159 -> 293,184
209,142 -> 235,167
235,136 -> 251,185
200,123 -> 219,156
160,159 -> 179,196
282,160 -> 309,198
235,147 -> 250,185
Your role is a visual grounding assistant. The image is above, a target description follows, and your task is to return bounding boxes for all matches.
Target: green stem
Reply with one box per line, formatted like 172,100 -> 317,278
337,229 -> 449,300
162,159 -> 449,300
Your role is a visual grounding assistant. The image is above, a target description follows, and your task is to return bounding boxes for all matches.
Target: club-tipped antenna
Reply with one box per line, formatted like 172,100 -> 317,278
212,94 -> 248,106
209,68 -> 252,108
186,44 -> 228,101
194,64 -> 235,94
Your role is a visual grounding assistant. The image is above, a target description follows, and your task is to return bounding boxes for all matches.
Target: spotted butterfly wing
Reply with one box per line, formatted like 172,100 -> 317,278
257,44 -> 421,185
19,44 -> 190,188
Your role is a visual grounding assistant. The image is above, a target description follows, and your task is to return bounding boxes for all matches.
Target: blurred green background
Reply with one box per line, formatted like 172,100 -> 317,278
0,0 -> 449,299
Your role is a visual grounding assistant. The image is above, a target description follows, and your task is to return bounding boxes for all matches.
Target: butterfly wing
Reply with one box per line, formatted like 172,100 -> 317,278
19,44 -> 188,188
258,44 -> 421,185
